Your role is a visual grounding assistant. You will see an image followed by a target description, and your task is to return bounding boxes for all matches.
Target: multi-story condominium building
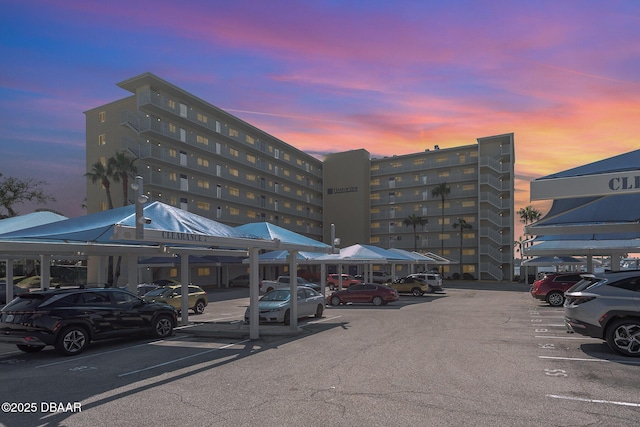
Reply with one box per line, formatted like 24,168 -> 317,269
323,134 -> 515,281
85,73 -> 515,281
85,73 -> 324,240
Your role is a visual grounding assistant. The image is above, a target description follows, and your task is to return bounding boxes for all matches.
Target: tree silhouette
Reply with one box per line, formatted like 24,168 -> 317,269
403,214 -> 427,251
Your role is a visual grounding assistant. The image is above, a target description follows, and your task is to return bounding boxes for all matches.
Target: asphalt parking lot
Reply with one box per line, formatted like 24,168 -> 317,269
1,281 -> 639,426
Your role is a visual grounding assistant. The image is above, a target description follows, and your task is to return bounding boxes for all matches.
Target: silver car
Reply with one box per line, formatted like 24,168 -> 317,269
564,271 -> 640,357
244,286 -> 325,325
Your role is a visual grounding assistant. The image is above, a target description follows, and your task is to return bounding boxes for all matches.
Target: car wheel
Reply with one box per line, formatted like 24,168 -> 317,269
284,309 -> 291,325
606,319 -> 640,357
546,291 -> 565,307
372,296 -> 383,306
411,287 -> 423,297
55,326 -> 89,356
315,304 -> 324,318
330,296 -> 341,306
193,299 -> 206,315
17,344 -> 44,353
152,315 -> 174,338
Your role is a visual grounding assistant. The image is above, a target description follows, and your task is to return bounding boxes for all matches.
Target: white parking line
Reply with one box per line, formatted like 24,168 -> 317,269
305,315 -> 342,325
547,394 -> 640,407
118,339 -> 250,377
534,335 -> 599,340
539,355 -> 640,365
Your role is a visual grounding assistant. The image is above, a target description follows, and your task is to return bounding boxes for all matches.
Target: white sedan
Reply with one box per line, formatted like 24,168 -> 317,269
244,286 -> 325,325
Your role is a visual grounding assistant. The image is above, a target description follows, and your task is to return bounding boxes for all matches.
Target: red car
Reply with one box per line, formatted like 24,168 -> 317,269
326,274 -> 361,290
328,283 -> 399,306
530,272 -> 584,307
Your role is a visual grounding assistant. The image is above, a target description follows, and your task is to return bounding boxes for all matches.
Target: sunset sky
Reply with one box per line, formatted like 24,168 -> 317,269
1,1 -> 639,240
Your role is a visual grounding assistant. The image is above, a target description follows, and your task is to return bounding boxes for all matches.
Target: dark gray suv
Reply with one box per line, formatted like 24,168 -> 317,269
564,271 -> 640,357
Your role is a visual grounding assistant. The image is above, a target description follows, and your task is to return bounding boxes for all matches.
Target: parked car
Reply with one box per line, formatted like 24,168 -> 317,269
328,283 -> 399,306
388,276 -> 431,296
407,273 -> 444,293
153,279 -> 180,287
530,272 -> 583,307
16,276 -> 61,290
354,271 -> 392,284
564,271 -> 640,357
144,284 -> 208,314
129,283 -> 159,296
326,274 -> 361,290
0,281 -> 29,305
244,286 -> 325,325
0,287 -> 177,356
229,274 -> 250,287
261,276 -> 320,293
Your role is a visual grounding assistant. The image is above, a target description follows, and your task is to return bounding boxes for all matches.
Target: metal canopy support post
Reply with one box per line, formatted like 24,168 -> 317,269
320,263 -> 326,295
289,250 -> 298,330
40,254 -> 51,290
249,248 -> 259,340
127,253 -> 137,294
4,259 -> 13,303
180,254 -> 189,325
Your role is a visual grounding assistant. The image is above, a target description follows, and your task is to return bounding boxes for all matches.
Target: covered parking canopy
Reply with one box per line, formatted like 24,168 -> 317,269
252,244 -> 444,291
525,149 -> 640,271
0,202 -> 331,338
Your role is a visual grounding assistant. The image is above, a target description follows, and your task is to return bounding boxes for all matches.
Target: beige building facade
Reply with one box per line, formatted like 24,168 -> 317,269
85,73 -> 515,281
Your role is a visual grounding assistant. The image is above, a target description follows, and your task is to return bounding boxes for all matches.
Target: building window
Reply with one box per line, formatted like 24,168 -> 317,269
197,135 -> 208,145
197,180 -> 209,189
197,201 -> 210,211
436,156 -> 447,163
462,200 -> 476,207
169,148 -> 177,158
169,172 -> 177,182
462,184 -> 475,191
463,167 -> 475,174
229,148 -> 239,157
229,168 -> 238,177
247,154 -> 256,164
179,103 -> 187,118
274,148 -> 280,159
197,113 -> 208,123
229,128 -> 239,138
438,171 -> 450,178
229,187 -> 239,197
230,207 -> 240,216
98,134 -> 106,146
413,158 -> 425,166
245,135 -> 255,144
283,153 -> 290,161
98,111 -> 106,123
197,267 -> 211,276
197,158 -> 209,167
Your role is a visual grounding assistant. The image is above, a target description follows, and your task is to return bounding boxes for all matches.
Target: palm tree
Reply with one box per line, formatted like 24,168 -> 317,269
452,218 -> 472,277
85,161 -> 114,284
403,214 -> 427,251
431,182 -> 451,257
518,206 -> 541,226
514,235 -> 525,261
108,151 -> 138,207
107,152 -> 138,285
85,161 -> 114,210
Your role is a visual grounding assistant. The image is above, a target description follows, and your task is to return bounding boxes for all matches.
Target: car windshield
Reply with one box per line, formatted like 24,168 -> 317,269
260,289 -> 290,302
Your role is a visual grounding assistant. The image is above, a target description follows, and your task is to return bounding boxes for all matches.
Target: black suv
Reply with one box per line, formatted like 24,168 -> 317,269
0,287 -> 178,356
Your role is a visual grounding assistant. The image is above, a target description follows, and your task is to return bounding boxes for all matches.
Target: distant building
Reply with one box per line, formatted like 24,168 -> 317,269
85,73 -> 515,281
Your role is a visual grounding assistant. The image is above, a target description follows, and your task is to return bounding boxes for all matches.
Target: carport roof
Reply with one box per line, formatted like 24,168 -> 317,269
0,211 -> 67,234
